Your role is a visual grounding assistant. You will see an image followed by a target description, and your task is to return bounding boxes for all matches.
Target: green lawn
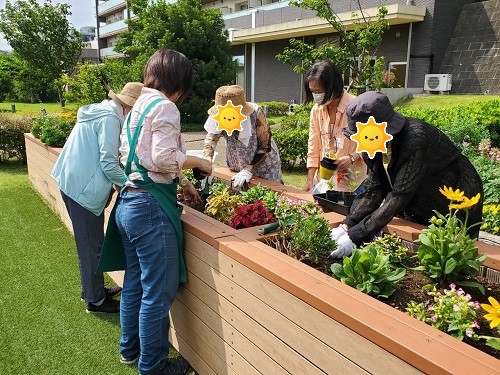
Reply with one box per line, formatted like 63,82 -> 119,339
0,160 -> 137,375
0,102 -> 78,116
396,94 -> 500,109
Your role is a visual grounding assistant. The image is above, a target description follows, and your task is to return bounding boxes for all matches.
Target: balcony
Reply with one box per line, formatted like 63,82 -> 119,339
97,0 -> 127,17
99,19 -> 128,38
100,46 -> 124,59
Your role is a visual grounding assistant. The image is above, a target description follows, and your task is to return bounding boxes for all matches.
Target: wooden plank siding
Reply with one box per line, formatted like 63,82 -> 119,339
24,133 -> 500,375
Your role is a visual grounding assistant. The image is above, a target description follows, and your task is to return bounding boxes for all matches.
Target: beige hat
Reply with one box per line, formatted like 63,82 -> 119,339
108,82 -> 144,107
208,85 -> 253,116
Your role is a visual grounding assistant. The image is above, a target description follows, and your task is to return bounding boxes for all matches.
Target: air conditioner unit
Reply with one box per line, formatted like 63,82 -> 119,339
424,74 -> 452,92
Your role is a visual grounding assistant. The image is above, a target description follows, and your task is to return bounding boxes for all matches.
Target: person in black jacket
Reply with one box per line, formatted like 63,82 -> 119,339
330,91 -> 483,258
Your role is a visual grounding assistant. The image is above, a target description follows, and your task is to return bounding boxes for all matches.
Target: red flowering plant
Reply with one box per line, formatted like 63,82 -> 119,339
229,200 -> 277,229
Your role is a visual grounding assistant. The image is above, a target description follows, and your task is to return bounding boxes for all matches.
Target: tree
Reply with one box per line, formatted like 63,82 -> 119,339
115,0 -> 237,123
0,0 -> 83,105
277,0 -> 389,93
0,52 -> 18,101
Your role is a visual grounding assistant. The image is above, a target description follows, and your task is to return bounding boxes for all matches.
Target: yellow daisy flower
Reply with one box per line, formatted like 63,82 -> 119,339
439,186 -> 465,202
481,296 -> 500,329
449,193 -> 481,210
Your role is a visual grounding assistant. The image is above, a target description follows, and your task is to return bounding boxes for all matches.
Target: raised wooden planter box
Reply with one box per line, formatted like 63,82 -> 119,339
25,133 -> 500,374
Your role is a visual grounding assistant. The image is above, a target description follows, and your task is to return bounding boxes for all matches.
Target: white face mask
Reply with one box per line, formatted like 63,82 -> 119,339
312,92 -> 325,104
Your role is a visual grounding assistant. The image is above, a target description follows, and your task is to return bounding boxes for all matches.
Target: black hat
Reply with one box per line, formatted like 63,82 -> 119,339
344,91 -> 406,137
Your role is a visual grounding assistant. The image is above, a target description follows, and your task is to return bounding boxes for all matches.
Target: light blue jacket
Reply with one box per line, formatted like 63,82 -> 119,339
51,100 -> 126,216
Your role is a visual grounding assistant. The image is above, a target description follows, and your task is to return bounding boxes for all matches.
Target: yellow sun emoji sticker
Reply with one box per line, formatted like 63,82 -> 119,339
350,116 -> 393,159
212,100 -> 247,136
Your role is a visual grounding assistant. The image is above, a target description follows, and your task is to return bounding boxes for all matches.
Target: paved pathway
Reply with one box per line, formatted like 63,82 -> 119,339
182,131 -> 227,166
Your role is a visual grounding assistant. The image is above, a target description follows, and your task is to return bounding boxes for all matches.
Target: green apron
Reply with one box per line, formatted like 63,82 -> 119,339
97,98 -> 187,283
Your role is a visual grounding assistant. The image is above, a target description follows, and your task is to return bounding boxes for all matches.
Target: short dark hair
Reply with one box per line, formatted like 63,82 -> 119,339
143,49 -> 193,101
303,60 -> 344,105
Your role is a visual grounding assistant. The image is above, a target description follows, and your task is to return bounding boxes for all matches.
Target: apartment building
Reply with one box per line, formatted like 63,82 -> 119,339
95,0 -> 496,101
95,0 -> 131,59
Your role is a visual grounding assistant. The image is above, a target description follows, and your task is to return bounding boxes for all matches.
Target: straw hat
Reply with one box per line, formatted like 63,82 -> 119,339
108,82 -> 144,107
208,85 -> 253,116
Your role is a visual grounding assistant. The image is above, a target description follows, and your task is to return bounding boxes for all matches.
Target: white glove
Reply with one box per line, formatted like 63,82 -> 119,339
330,233 -> 355,258
330,225 -> 347,241
232,169 -> 252,188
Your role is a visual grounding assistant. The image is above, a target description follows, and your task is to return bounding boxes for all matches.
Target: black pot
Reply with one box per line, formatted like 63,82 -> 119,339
326,190 -> 339,202
192,167 -> 206,180
342,192 -> 356,207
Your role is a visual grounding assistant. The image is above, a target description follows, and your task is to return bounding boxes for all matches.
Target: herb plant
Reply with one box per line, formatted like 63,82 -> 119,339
362,234 -> 409,267
414,186 -> 486,287
240,184 -> 280,214
406,284 -> 481,341
290,215 -> 336,264
331,247 -> 406,299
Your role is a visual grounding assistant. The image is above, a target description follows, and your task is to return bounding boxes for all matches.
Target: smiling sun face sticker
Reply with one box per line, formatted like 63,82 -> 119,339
212,100 -> 247,136
350,116 -> 393,159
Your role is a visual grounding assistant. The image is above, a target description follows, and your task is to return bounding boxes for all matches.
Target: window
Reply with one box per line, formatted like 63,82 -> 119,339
234,55 -> 245,89
388,62 -> 407,88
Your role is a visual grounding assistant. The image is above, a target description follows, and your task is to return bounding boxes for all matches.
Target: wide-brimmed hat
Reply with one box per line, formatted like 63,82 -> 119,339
208,85 -> 254,116
108,82 -> 144,107
344,91 -> 406,137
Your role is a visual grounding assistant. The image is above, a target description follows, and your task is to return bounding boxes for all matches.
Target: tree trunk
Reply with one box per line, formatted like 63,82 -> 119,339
57,85 -> 65,107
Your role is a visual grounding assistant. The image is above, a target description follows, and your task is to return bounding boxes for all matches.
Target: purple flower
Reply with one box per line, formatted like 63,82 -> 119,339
430,315 -> 438,322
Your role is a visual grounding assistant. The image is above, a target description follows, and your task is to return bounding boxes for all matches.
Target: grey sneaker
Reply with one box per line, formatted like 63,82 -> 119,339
120,352 -> 139,365
86,295 -> 120,314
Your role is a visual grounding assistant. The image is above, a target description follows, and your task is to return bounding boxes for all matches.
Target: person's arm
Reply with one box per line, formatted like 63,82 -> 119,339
245,107 -> 272,172
347,146 -> 429,244
305,108 -> 320,190
98,116 -> 126,187
203,132 -> 222,161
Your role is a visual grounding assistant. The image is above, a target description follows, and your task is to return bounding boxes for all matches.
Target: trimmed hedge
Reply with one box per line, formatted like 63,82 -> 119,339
397,100 -> 500,147
31,116 -> 74,148
257,101 -> 289,116
0,114 -> 34,165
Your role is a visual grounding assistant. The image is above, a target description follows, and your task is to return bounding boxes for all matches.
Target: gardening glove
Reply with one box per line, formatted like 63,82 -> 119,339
330,225 -> 347,241
330,233 -> 355,259
232,169 -> 252,188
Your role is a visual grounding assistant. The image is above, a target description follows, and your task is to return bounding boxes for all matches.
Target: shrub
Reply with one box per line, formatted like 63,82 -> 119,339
463,145 -> 500,204
290,215 -> 336,264
273,127 -> 309,169
0,113 -> 33,164
31,116 -> 74,148
257,101 -> 289,116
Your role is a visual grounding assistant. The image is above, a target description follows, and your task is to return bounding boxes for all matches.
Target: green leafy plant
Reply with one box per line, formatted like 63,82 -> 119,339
479,296 -> 500,350
240,184 -> 280,214
204,186 -> 242,225
362,234 -> 410,268
481,203 -> 500,235
0,113 -> 33,164
331,247 -> 406,299
414,186 -> 486,288
406,284 -> 481,341
31,116 -> 74,147
273,127 -> 309,169
290,215 -> 336,264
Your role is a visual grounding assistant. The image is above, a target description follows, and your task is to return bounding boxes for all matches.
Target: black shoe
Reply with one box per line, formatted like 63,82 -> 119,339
81,286 -> 122,301
86,295 -> 120,314
120,352 -> 139,365
154,358 -> 190,375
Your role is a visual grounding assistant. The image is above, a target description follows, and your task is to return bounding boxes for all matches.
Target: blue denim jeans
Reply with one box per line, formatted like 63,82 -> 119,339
115,190 -> 180,374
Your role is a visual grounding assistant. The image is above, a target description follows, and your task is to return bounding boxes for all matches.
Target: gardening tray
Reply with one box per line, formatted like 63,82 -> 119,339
313,193 -> 351,216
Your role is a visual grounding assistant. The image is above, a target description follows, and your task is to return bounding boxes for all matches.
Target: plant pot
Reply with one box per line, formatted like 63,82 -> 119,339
319,157 -> 337,180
